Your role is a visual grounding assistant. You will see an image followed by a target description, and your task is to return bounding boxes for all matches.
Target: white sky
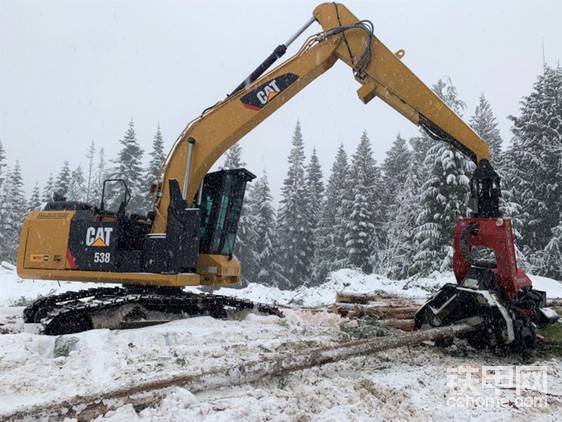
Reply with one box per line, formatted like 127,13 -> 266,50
1,0 -> 561,202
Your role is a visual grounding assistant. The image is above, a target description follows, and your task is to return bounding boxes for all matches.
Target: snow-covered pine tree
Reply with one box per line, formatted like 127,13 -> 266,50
85,141 -> 95,203
379,134 -> 415,276
67,166 -> 86,202
305,148 -> 324,245
221,144 -> 246,170
234,190 -> 258,284
42,173 -> 55,202
246,171 -> 287,286
276,121 -> 313,288
411,78 -> 474,275
145,124 -> 166,206
379,134 -> 412,271
110,119 -> 145,213
382,134 -> 411,199
0,161 -> 26,262
495,145 -> 529,268
312,144 -> 349,285
0,141 -> 6,189
28,183 -> 42,211
343,131 -> 381,273
55,161 -> 72,198
507,65 -> 562,272
470,94 -> 503,166
0,144 -> 8,255
543,216 -> 562,280
385,157 -> 422,279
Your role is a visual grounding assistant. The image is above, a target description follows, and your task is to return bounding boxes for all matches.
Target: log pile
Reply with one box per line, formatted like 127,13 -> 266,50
332,291 -> 420,331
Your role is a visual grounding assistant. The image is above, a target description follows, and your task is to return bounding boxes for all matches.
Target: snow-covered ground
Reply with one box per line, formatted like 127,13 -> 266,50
0,263 -> 561,421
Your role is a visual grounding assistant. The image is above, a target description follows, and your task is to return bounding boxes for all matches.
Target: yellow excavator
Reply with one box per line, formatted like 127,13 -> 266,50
16,3 -> 556,346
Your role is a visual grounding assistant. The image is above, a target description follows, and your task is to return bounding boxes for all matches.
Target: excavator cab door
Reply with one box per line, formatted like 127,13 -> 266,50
198,169 -> 256,256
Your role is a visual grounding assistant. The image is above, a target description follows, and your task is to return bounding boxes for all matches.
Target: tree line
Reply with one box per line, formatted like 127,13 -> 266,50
0,66 -> 561,286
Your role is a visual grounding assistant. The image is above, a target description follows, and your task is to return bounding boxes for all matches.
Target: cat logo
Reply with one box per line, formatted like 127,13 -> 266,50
256,80 -> 281,105
240,73 -> 299,111
86,227 -> 113,248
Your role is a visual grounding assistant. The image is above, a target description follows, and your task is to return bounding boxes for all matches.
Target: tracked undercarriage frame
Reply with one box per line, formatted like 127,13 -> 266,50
23,286 -> 282,335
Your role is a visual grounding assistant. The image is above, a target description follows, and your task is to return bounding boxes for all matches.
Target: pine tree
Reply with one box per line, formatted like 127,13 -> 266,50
380,133 -> 412,267
385,158 -> 422,279
110,119 -> 145,213
55,161 -> 72,198
0,162 -> 26,262
276,121 -> 313,288
343,131 -> 381,273
42,173 -> 55,202
85,141 -> 95,202
382,134 -> 411,198
67,166 -> 86,202
221,144 -> 246,170
312,144 -> 349,284
28,183 -> 42,211
507,65 -> 562,272
145,124 -> 166,204
470,94 -> 503,166
0,145 -> 8,256
411,78 -> 474,275
305,148 -> 324,246
234,189 -> 258,282
0,141 -> 6,189
543,217 -> 562,280
246,172 -> 287,286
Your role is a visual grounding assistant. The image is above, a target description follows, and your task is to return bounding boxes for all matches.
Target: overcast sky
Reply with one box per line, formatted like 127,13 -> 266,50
1,0 -> 561,202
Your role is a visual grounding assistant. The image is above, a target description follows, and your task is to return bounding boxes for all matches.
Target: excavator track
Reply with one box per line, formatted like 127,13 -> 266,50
23,287 -> 283,335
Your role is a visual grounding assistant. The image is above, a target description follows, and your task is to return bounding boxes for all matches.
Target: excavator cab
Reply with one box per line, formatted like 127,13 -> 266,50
199,168 -> 256,257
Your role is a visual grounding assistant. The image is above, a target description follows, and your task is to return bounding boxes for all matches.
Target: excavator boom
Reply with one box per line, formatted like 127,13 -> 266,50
152,3 -> 489,234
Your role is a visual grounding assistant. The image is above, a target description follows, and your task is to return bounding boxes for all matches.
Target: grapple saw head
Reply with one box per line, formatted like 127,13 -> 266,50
415,216 -> 558,352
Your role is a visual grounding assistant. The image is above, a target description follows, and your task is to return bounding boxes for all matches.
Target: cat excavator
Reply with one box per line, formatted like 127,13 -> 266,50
17,3 -> 557,347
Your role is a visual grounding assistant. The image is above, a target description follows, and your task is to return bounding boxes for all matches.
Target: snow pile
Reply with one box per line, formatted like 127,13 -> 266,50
0,261 -> 103,307
210,269 -> 562,307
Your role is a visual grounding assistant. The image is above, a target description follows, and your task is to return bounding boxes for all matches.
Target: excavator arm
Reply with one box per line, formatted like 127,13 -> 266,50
152,2 -> 490,234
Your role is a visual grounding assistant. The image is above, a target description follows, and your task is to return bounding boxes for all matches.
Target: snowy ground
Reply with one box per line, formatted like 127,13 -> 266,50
0,263 -> 561,421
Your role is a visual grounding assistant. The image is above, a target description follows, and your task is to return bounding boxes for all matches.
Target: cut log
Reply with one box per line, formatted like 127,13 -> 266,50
332,303 -> 418,320
335,291 -> 417,307
336,291 -> 398,304
2,321 -> 480,422
385,319 -> 415,331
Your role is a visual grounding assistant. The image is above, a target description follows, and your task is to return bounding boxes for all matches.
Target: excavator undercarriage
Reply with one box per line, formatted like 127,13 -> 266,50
23,286 -> 282,335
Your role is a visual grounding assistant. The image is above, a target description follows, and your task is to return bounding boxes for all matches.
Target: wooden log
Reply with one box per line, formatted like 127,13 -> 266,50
385,318 -> 415,331
333,303 -> 418,320
335,291 -> 417,307
336,291 -> 390,304
3,321 -> 479,422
